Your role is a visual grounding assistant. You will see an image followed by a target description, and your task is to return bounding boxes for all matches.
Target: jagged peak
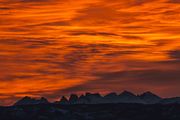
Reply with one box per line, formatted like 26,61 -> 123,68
60,96 -> 68,103
85,93 -> 101,97
85,92 -> 91,96
22,96 -> 32,99
14,96 -> 49,106
69,94 -> 79,102
104,92 -> 118,97
79,94 -> 85,98
140,91 -> 161,99
120,91 -> 136,96
40,97 -> 48,101
69,94 -> 78,98
143,91 -> 155,95
17,96 -> 36,102
14,91 -> 166,105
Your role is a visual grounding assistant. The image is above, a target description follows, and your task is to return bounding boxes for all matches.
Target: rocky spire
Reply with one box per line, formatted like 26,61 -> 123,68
69,94 -> 78,104
59,96 -> 68,104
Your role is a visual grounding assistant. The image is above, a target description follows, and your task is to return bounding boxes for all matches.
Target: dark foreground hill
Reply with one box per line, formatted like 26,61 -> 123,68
0,103 -> 180,120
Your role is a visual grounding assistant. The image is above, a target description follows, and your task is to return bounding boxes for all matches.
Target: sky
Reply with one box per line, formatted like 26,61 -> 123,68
0,0 -> 180,105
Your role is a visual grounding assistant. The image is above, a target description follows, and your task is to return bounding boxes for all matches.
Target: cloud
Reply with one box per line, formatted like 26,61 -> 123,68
168,50 -> 180,60
121,35 -> 144,40
0,0 -> 180,105
167,0 -> 180,3
59,68 -> 180,97
93,69 -> 180,85
13,0 -> 53,3
0,7 -> 11,10
28,20 -> 71,27
67,30 -> 119,36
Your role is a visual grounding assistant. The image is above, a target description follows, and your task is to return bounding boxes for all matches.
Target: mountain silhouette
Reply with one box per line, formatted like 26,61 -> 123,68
6,91 -> 180,120
14,91 -> 180,106
14,96 -> 49,106
139,91 -> 162,104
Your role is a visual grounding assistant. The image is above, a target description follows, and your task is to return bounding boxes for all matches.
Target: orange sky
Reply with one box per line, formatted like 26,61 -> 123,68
0,0 -> 180,105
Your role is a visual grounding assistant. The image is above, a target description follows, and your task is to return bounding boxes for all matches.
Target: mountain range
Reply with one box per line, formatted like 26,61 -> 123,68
14,91 -> 180,106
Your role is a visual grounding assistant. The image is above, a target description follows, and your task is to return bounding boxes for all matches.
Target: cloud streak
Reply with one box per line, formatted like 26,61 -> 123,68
0,0 -> 180,105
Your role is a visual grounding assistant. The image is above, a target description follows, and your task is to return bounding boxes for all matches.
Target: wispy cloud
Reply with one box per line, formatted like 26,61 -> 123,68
0,0 -> 180,105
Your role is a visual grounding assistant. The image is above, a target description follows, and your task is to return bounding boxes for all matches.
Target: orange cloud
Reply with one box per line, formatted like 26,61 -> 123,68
0,0 -> 180,105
